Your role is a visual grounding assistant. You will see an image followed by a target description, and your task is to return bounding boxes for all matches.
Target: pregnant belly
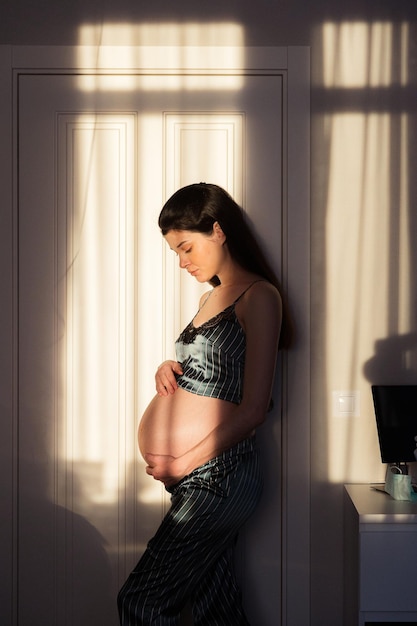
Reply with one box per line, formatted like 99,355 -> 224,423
138,387 -> 235,459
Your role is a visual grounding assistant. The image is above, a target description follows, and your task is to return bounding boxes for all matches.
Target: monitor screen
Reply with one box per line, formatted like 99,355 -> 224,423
371,385 -> 417,464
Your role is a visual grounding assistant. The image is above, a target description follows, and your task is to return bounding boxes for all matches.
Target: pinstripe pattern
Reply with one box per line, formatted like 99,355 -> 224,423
175,282 -> 263,404
118,437 -> 262,625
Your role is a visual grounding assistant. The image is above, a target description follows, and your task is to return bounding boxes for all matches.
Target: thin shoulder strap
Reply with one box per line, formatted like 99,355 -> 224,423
233,279 -> 265,304
198,289 -> 215,311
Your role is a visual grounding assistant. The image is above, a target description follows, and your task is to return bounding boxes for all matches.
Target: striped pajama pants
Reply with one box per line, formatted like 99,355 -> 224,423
117,436 -> 263,625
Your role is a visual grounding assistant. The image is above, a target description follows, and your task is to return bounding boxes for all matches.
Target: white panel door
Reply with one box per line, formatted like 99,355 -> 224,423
17,66 -> 284,625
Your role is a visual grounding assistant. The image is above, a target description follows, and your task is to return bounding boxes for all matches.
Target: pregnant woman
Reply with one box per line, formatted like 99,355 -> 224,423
118,183 -> 291,625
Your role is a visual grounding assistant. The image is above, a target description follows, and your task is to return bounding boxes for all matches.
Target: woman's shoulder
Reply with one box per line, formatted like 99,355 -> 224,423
244,277 -> 282,302
236,278 -> 282,319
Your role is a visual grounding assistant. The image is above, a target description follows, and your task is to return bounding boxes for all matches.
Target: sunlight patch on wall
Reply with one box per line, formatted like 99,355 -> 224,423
397,113 -> 411,332
320,22 -> 412,482
76,23 -> 245,91
79,22 -> 244,47
322,21 -> 410,87
325,112 -> 394,482
61,115 -> 137,504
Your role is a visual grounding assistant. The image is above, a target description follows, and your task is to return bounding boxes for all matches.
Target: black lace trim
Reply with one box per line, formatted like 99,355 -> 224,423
177,304 -> 236,344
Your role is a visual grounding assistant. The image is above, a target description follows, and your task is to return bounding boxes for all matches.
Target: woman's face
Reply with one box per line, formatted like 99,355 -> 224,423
164,225 -> 226,283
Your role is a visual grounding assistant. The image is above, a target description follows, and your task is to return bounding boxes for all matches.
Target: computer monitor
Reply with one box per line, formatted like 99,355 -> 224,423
371,385 -> 417,464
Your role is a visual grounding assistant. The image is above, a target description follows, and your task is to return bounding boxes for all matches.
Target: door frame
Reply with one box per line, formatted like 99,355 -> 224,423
0,44 -> 310,626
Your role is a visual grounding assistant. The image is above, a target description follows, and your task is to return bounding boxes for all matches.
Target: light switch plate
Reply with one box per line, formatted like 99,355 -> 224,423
332,390 -> 360,417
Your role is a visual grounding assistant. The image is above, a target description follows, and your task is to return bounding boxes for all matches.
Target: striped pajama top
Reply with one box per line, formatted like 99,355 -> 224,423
175,282 -> 261,404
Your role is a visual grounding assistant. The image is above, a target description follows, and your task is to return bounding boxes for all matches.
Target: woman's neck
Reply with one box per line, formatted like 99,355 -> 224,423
216,268 -> 259,289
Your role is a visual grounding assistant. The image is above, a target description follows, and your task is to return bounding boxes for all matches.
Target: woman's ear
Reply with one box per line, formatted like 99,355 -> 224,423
213,221 -> 226,244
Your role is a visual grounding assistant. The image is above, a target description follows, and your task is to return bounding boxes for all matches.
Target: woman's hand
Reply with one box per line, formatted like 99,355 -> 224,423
155,360 -> 183,396
145,453 -> 191,487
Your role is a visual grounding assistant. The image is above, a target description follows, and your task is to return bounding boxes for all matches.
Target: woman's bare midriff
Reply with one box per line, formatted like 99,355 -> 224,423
138,387 -> 236,459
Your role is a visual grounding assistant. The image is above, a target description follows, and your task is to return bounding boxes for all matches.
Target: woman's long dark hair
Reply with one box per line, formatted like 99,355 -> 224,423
159,183 -> 293,348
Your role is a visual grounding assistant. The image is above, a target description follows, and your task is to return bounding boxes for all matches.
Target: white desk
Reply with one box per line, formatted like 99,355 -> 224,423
344,484 -> 417,625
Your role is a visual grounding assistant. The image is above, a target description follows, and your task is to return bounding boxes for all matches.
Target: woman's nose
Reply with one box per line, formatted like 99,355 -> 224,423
179,255 -> 189,269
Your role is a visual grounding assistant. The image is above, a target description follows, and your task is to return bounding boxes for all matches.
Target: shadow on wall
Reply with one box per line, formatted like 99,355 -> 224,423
363,332 -> 417,385
16,458 -> 117,626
